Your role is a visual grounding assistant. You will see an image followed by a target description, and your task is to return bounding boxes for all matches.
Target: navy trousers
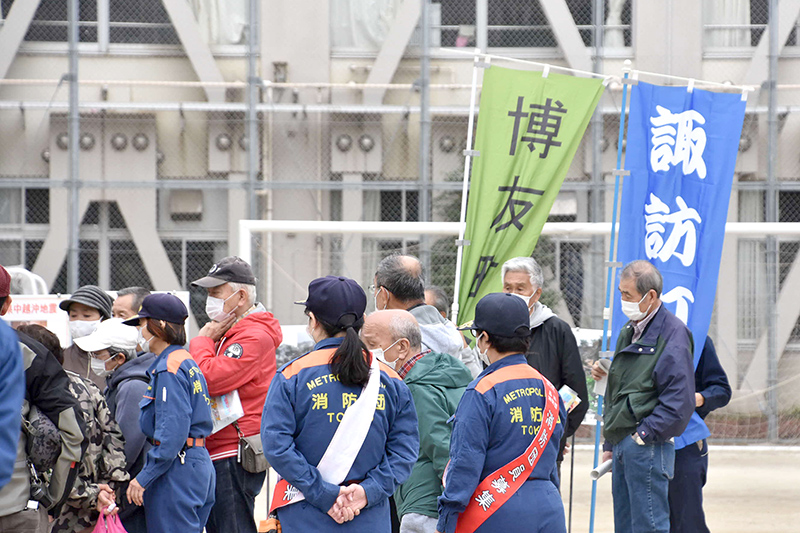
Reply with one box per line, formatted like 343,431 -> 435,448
668,439 -> 709,533
143,447 -> 216,533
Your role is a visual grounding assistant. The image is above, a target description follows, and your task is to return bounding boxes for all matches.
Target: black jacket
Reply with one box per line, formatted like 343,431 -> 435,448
525,316 -> 590,457
2,332 -> 88,517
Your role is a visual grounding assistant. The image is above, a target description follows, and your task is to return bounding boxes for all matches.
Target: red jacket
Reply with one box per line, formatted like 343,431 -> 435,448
190,306 -> 282,461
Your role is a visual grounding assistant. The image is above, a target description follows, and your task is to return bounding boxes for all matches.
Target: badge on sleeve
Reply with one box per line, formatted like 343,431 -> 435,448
224,343 -> 244,359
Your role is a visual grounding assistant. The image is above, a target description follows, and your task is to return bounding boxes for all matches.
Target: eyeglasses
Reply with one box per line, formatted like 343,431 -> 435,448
368,284 -> 378,295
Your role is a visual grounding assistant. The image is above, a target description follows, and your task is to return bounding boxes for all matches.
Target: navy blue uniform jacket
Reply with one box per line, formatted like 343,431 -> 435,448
137,345 -> 213,488
437,354 -> 567,533
261,337 -> 419,532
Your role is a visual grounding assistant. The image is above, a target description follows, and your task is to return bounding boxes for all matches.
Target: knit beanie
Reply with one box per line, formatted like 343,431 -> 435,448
58,285 -> 114,320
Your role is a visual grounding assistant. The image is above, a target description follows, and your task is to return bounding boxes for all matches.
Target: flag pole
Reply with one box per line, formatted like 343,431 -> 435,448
451,49 -> 483,323
589,58 -> 632,533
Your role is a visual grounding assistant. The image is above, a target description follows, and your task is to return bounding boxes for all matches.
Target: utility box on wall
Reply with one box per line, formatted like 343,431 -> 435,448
330,113 -> 382,174
49,113 -> 158,184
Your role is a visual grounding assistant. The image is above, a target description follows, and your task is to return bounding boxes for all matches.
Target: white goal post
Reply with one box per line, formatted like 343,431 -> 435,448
239,219 -> 800,267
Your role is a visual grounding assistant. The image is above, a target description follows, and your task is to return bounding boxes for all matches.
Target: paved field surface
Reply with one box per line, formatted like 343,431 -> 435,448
254,445 -> 800,532
561,444 -> 800,533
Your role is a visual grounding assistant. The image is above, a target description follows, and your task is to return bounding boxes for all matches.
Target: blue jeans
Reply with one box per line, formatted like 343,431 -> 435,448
205,457 -> 266,533
612,435 -> 675,533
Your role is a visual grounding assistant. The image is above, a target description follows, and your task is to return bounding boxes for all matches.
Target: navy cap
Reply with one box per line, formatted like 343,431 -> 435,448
191,256 -> 256,288
460,292 -> 531,337
122,293 -> 188,326
295,276 -> 366,328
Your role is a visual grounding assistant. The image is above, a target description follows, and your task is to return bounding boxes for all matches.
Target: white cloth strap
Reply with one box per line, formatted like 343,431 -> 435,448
281,353 -> 381,505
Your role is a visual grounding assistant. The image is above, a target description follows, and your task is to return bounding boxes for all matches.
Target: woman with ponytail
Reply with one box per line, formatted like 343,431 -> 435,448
261,276 -> 419,532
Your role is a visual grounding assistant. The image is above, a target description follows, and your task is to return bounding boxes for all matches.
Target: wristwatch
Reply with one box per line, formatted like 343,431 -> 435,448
632,431 -> 646,445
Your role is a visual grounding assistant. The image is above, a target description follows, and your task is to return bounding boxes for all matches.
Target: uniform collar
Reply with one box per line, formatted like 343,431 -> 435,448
313,337 -> 344,351
150,343 -> 182,372
477,352 -> 527,379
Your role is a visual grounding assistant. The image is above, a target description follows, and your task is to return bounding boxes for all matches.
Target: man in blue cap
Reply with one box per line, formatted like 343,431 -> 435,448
437,293 -> 567,533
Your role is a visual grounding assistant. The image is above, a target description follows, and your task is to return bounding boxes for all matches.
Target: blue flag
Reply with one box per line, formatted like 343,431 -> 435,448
612,81 -> 746,448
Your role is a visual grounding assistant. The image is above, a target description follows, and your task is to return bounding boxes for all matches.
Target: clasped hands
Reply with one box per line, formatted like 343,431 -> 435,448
327,484 -> 367,524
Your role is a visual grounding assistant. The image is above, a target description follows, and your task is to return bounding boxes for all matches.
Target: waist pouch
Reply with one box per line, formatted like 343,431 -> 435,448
238,433 -> 268,474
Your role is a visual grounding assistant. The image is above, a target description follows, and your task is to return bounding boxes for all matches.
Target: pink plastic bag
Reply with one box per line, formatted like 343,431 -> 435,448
92,513 -> 129,533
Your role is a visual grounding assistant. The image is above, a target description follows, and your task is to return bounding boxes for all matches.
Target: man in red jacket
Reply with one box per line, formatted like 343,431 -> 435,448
190,256 -> 282,533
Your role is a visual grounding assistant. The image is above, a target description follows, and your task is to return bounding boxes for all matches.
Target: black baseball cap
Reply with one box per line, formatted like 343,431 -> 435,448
122,293 -> 188,326
191,256 -> 255,288
459,292 -> 531,337
295,276 -> 366,328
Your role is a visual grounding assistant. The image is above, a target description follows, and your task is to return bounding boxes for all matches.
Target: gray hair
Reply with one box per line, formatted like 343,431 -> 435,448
425,285 -> 450,316
117,286 -> 150,313
388,313 -> 422,353
228,282 -> 257,306
620,260 -> 663,297
375,254 -> 425,303
501,257 -> 544,290
109,345 -> 137,363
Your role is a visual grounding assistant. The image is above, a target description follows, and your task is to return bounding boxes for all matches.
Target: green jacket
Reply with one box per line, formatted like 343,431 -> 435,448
603,306 -> 695,446
395,351 -> 473,519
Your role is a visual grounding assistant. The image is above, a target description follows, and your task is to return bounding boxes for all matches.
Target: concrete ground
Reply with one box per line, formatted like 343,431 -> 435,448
561,444 -> 800,533
254,445 -> 800,532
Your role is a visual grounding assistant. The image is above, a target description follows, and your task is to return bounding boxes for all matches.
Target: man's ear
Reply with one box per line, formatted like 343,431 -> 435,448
398,338 -> 412,357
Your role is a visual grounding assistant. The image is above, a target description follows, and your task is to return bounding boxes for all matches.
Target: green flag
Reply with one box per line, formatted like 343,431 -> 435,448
457,66 -> 604,326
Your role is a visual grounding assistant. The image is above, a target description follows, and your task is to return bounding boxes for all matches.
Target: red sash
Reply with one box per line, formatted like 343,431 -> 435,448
454,367 -> 560,533
270,478 -> 300,513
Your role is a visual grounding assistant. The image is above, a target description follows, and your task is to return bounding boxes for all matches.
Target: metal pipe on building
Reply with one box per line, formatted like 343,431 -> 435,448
419,0 -> 432,274
265,86 -> 275,313
589,0 -> 605,332
766,0 -> 780,442
67,0 -> 80,293
247,0 -> 259,221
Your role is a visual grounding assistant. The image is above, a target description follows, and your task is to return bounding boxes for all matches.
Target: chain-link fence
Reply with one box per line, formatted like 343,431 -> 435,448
2,0 -> 800,442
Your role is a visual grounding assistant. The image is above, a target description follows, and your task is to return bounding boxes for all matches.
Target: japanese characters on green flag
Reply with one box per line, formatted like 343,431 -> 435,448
457,67 -> 604,326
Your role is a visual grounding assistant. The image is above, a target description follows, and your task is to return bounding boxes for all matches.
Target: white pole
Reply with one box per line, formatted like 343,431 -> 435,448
451,49 -> 483,323
239,220 -> 254,265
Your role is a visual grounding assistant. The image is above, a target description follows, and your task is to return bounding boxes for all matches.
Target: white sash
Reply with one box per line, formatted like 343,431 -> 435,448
280,354 -> 381,506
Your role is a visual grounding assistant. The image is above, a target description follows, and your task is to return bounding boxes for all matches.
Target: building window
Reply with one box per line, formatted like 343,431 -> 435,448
25,189 -> 49,225
2,0 -> 242,48
380,190 -> 419,222
163,239 -> 227,325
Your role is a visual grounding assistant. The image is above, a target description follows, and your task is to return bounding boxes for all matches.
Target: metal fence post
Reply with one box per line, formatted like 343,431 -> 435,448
419,0 -> 432,274
766,0 -> 779,442
67,0 -> 80,293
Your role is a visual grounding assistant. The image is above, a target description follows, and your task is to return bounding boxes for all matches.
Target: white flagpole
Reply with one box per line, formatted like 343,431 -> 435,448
450,49 -> 483,323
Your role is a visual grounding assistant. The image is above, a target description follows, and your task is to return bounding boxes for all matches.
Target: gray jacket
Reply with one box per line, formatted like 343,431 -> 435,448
408,304 -> 482,378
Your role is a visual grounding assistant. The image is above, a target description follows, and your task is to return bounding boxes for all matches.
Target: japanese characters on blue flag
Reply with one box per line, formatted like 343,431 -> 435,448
611,81 -> 746,449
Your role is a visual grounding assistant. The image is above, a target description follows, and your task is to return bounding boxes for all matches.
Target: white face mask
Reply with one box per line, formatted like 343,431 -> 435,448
371,338 -> 402,370
70,319 -> 100,340
138,326 -> 153,354
90,356 -> 112,378
621,292 -> 651,322
477,333 -> 490,366
511,292 -> 533,308
205,292 -> 238,322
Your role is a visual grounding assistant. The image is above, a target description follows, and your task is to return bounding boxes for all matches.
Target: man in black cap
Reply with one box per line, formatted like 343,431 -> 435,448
60,285 -> 114,389
189,256 -> 282,533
